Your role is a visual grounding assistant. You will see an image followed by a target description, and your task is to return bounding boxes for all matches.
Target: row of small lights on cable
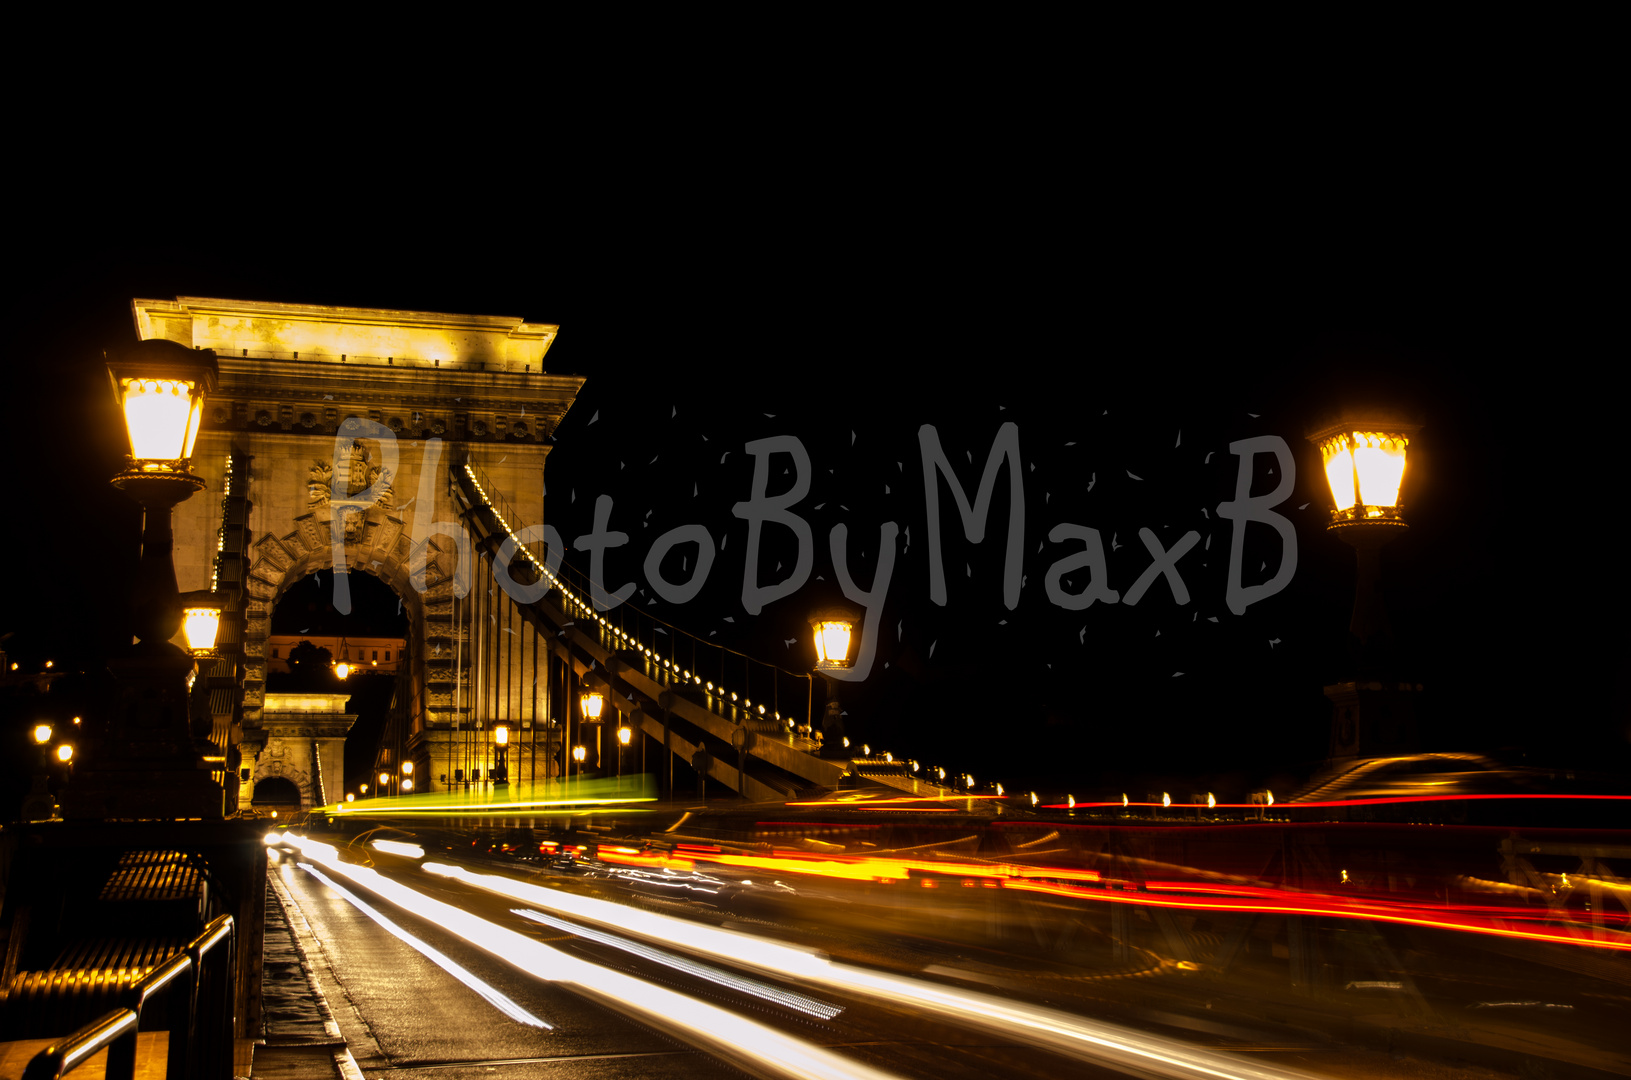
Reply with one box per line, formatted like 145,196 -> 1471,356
829,752 -> 1282,812
210,453 -> 233,593
465,465 -> 799,732
1030,791 -> 1278,812
466,467 -> 968,786
843,746 -> 983,794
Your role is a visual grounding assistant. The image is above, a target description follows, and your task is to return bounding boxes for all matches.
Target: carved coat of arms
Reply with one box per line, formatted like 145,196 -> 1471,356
309,440 -> 394,541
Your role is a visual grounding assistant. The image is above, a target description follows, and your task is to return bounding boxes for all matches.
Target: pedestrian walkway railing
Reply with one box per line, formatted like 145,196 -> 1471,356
23,914 -> 235,1080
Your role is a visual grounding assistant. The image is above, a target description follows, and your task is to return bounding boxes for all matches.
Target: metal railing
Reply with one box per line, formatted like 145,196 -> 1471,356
23,914 -> 236,1080
461,458 -> 818,734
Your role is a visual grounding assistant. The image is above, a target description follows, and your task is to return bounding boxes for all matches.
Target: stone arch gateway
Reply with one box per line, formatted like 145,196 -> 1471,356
133,297 -> 583,809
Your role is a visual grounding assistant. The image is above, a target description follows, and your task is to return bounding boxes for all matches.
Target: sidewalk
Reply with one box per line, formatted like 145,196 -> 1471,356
244,872 -> 365,1080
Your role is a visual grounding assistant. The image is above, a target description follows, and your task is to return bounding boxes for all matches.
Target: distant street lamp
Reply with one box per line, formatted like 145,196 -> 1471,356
809,606 -> 858,753
494,725 -> 510,786
809,608 -> 857,671
579,684 -> 605,722
579,679 -> 607,777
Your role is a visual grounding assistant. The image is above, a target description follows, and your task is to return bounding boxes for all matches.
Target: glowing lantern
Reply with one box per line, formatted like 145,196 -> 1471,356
808,607 -> 858,670
580,684 -> 605,722
1308,414 -> 1421,530
180,591 -> 224,654
107,340 -> 217,475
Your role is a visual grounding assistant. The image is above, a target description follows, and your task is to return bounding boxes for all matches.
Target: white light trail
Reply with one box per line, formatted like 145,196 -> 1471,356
515,908 -> 843,1020
424,861 -> 1326,1080
286,836 -> 901,1080
371,839 -> 426,859
298,862 -> 548,1028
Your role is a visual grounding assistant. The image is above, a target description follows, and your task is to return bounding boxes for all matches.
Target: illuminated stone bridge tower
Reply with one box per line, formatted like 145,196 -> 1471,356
133,297 -> 583,808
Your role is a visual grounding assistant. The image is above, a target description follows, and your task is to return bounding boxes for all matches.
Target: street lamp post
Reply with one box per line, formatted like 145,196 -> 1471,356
808,607 -> 858,754
579,681 -> 604,789
494,725 -> 510,787
62,340 -> 225,820
1309,412 -> 1424,762
616,724 -> 631,791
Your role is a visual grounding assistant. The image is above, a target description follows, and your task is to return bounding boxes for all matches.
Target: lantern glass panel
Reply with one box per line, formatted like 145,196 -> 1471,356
814,621 -> 852,664
123,378 -> 198,462
182,607 -> 221,653
1352,432 -> 1408,511
1320,437 -> 1358,512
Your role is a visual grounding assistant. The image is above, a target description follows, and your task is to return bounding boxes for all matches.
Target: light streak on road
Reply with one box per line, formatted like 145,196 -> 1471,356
425,862 -> 1329,1080
297,862 -> 549,1028
600,845 -> 1628,953
514,908 -> 845,1020
1039,793 -> 1631,810
322,776 -> 658,817
1000,877 -> 1631,952
614,844 -> 1103,888
286,835 -> 904,1080
371,839 -> 426,859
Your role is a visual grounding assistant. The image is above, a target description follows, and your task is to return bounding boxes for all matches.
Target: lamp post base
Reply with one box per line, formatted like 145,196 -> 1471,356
1323,679 -> 1423,762
59,645 -> 226,821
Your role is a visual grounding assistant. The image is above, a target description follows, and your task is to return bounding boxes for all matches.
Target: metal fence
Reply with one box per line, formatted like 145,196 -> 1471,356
23,914 -> 235,1080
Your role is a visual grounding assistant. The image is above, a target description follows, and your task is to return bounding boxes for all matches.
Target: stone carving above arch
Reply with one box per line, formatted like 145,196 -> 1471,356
308,440 -> 397,542
252,757 -> 312,807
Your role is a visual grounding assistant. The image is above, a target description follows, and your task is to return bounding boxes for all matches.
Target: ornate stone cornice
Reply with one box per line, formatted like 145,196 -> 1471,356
132,297 -> 584,444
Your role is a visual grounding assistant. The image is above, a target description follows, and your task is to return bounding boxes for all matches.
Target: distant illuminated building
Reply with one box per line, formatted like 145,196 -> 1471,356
266,634 -> 405,674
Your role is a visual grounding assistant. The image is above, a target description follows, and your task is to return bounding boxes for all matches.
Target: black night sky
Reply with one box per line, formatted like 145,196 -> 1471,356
3,227 -> 1620,800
